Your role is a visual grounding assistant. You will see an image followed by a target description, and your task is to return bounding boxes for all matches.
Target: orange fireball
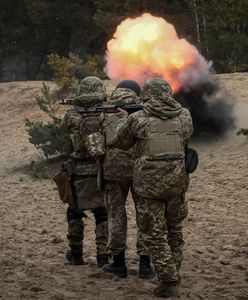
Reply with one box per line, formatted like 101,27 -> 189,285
105,13 -> 211,93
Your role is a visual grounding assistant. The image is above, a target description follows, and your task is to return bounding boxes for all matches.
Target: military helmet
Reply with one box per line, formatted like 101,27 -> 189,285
73,76 -> 106,106
141,77 -> 173,102
116,80 -> 141,96
108,88 -> 139,105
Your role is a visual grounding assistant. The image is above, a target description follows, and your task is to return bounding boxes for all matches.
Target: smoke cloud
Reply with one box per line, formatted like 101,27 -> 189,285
105,13 -> 236,139
174,79 -> 236,139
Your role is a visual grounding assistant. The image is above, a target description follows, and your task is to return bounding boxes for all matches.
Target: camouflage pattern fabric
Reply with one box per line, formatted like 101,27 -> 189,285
101,87 -> 147,256
110,77 -> 193,283
142,77 -> 182,120
67,218 -> 84,256
112,109 -> 192,199
105,181 -> 147,256
108,88 -> 140,105
91,207 -> 109,255
61,110 -> 88,159
100,88 -> 139,181
73,76 -> 106,107
62,111 -> 105,160
67,207 -> 108,256
85,132 -> 106,158
61,76 -> 108,257
101,114 -> 134,181
134,194 -> 186,283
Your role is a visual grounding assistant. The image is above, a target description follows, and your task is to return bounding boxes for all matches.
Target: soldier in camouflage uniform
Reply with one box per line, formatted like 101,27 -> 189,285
109,77 -> 193,298
100,80 -> 155,279
60,76 -> 109,266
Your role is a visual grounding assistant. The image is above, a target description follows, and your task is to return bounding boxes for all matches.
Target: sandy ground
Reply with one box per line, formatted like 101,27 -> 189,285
0,74 -> 248,300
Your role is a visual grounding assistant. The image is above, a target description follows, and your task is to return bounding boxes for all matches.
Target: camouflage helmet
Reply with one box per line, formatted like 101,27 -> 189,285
73,76 -> 106,106
108,88 -> 140,105
141,77 -> 173,102
116,80 -> 141,96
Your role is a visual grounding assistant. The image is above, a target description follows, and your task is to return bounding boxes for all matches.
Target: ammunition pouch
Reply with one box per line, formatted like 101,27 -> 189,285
185,148 -> 199,173
53,170 -> 74,205
85,132 -> 106,158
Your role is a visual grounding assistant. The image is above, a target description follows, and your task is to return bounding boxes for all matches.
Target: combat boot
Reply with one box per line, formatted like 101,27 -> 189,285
153,282 -> 180,298
139,255 -> 156,279
66,250 -> 85,265
102,251 -> 127,278
96,254 -> 109,267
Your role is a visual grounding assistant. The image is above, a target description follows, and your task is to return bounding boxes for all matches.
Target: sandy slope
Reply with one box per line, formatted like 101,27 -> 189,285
0,75 -> 248,300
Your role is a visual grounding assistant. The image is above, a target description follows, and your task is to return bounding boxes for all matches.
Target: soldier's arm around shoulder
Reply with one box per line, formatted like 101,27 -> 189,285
111,113 -> 137,150
179,108 -> 194,144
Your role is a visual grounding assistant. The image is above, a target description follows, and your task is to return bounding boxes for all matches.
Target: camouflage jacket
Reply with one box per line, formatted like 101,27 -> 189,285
100,88 -> 140,182
113,107 -> 193,151
112,95 -> 193,199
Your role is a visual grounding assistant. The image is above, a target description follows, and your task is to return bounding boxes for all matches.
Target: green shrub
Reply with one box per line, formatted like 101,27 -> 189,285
237,128 -> 248,140
47,52 -> 107,89
47,53 -> 84,89
25,82 -> 72,158
27,160 -> 50,180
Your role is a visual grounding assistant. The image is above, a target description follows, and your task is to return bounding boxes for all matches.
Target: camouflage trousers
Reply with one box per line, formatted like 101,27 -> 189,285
105,180 -> 147,256
134,193 -> 188,283
67,206 -> 108,256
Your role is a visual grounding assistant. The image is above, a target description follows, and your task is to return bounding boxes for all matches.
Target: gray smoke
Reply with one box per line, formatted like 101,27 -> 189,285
174,78 -> 236,140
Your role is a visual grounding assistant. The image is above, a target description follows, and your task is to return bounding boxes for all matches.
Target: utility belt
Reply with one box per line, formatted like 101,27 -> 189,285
72,174 -> 97,180
63,159 -> 98,177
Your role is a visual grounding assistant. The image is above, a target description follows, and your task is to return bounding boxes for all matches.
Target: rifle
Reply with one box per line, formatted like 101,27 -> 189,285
94,104 -> 143,114
59,99 -> 143,115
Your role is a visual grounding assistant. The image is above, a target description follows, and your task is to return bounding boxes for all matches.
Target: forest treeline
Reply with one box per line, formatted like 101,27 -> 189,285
0,0 -> 247,82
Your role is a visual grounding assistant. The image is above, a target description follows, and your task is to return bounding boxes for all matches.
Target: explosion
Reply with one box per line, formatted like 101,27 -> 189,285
105,13 -> 235,139
106,13 -> 211,93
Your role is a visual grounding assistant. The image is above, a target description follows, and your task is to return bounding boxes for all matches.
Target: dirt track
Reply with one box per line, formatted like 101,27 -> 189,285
0,74 -> 248,299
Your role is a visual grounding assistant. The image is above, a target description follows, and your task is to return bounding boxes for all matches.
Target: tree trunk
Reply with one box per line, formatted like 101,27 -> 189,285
201,0 -> 209,54
192,0 -> 201,43
32,54 -> 46,80
61,26 -> 72,57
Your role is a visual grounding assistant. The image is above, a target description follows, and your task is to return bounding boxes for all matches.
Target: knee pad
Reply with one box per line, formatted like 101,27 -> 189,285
92,207 -> 108,225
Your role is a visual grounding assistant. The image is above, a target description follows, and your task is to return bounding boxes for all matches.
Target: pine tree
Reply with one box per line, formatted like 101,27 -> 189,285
25,83 -> 72,158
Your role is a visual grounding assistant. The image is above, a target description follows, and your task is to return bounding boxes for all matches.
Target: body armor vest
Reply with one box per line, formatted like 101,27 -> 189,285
143,116 -> 184,158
